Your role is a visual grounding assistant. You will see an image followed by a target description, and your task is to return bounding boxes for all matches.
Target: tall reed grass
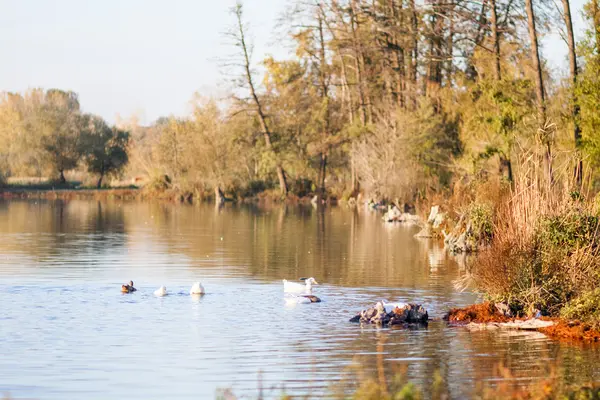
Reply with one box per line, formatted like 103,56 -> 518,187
473,149 -> 600,323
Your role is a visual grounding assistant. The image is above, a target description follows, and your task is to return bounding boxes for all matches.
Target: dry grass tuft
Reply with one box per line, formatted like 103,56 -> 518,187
446,302 -> 511,323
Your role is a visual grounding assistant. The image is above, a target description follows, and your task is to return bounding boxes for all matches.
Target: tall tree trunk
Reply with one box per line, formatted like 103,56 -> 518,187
562,0 -> 582,187
426,2 -> 443,111
234,4 -> 288,196
446,4 -> 454,87
97,162 -> 105,189
351,143 -> 359,194
317,8 -> 330,201
350,0 -> 372,124
408,0 -> 419,109
396,49 -> 406,108
466,0 -> 487,80
525,0 -> 552,185
59,169 -> 66,184
490,0 -> 511,180
339,55 -> 355,123
593,0 -> 600,55
389,0 -> 406,108
318,153 -> 327,200
490,0 -> 501,81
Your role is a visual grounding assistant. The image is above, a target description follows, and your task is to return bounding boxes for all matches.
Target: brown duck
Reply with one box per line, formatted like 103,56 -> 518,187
121,280 -> 137,293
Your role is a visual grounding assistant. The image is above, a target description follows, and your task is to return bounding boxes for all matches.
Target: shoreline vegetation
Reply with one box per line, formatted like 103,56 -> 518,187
0,183 -> 327,205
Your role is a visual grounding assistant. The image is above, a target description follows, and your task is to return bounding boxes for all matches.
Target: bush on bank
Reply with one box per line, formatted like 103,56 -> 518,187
473,182 -> 600,326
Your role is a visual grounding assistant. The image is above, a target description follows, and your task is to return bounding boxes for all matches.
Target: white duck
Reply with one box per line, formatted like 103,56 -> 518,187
190,282 -> 205,295
154,286 -> 168,297
283,277 -> 319,293
284,293 -> 322,305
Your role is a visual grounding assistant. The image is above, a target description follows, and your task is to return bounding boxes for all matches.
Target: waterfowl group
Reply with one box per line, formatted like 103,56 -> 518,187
120,277 -> 322,305
121,281 -> 205,296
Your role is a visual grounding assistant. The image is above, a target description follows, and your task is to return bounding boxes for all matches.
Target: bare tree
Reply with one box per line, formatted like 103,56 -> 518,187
230,2 -> 289,195
561,0 -> 582,186
490,0 -> 501,81
525,0 -> 553,184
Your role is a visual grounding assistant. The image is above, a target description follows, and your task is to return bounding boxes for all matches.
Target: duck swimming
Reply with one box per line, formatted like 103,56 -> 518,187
154,286 -> 168,296
283,277 -> 318,293
284,294 -> 322,304
190,282 -> 205,295
121,280 -> 137,293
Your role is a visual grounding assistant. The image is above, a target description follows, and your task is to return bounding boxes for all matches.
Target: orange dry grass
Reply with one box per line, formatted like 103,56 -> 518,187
538,319 -> 600,342
446,302 -> 511,323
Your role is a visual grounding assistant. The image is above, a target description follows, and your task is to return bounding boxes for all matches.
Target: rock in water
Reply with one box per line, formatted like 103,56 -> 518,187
389,304 -> 429,325
350,302 -> 428,326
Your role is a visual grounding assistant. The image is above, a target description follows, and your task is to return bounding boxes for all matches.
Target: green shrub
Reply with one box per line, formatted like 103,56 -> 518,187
561,288 -> 600,329
467,203 -> 494,245
538,213 -> 600,251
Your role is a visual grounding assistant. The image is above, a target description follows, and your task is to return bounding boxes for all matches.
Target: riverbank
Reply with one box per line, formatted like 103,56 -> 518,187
446,303 -> 600,343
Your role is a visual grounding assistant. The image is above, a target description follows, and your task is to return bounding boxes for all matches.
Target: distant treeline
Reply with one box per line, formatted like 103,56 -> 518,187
2,0 -> 600,201
0,89 -> 128,188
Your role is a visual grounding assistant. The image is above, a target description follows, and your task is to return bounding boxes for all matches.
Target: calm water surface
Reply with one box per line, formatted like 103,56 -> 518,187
1,199 -> 599,399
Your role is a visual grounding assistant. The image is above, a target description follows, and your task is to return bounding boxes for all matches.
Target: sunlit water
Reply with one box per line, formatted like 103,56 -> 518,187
1,199 -> 599,399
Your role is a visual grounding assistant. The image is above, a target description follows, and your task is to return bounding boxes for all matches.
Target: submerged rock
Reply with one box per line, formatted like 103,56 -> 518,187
382,204 -> 422,224
414,205 -> 444,238
389,304 -> 429,325
427,205 -> 446,228
350,302 -> 428,326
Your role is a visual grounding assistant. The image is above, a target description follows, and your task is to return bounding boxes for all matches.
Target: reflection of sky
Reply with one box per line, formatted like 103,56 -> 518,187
0,200 -> 599,399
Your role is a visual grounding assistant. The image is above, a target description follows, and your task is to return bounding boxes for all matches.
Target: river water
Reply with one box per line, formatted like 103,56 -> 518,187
0,199 -> 599,399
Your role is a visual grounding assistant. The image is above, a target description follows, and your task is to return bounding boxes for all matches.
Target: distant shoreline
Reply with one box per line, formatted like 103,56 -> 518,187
0,186 -> 334,206
0,187 -> 142,201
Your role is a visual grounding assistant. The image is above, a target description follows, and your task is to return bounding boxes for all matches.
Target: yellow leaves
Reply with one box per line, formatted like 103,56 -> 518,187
262,57 -> 306,94
292,29 -> 313,59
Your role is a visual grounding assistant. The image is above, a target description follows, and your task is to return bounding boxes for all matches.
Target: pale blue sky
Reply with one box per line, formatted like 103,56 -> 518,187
0,0 -> 589,125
